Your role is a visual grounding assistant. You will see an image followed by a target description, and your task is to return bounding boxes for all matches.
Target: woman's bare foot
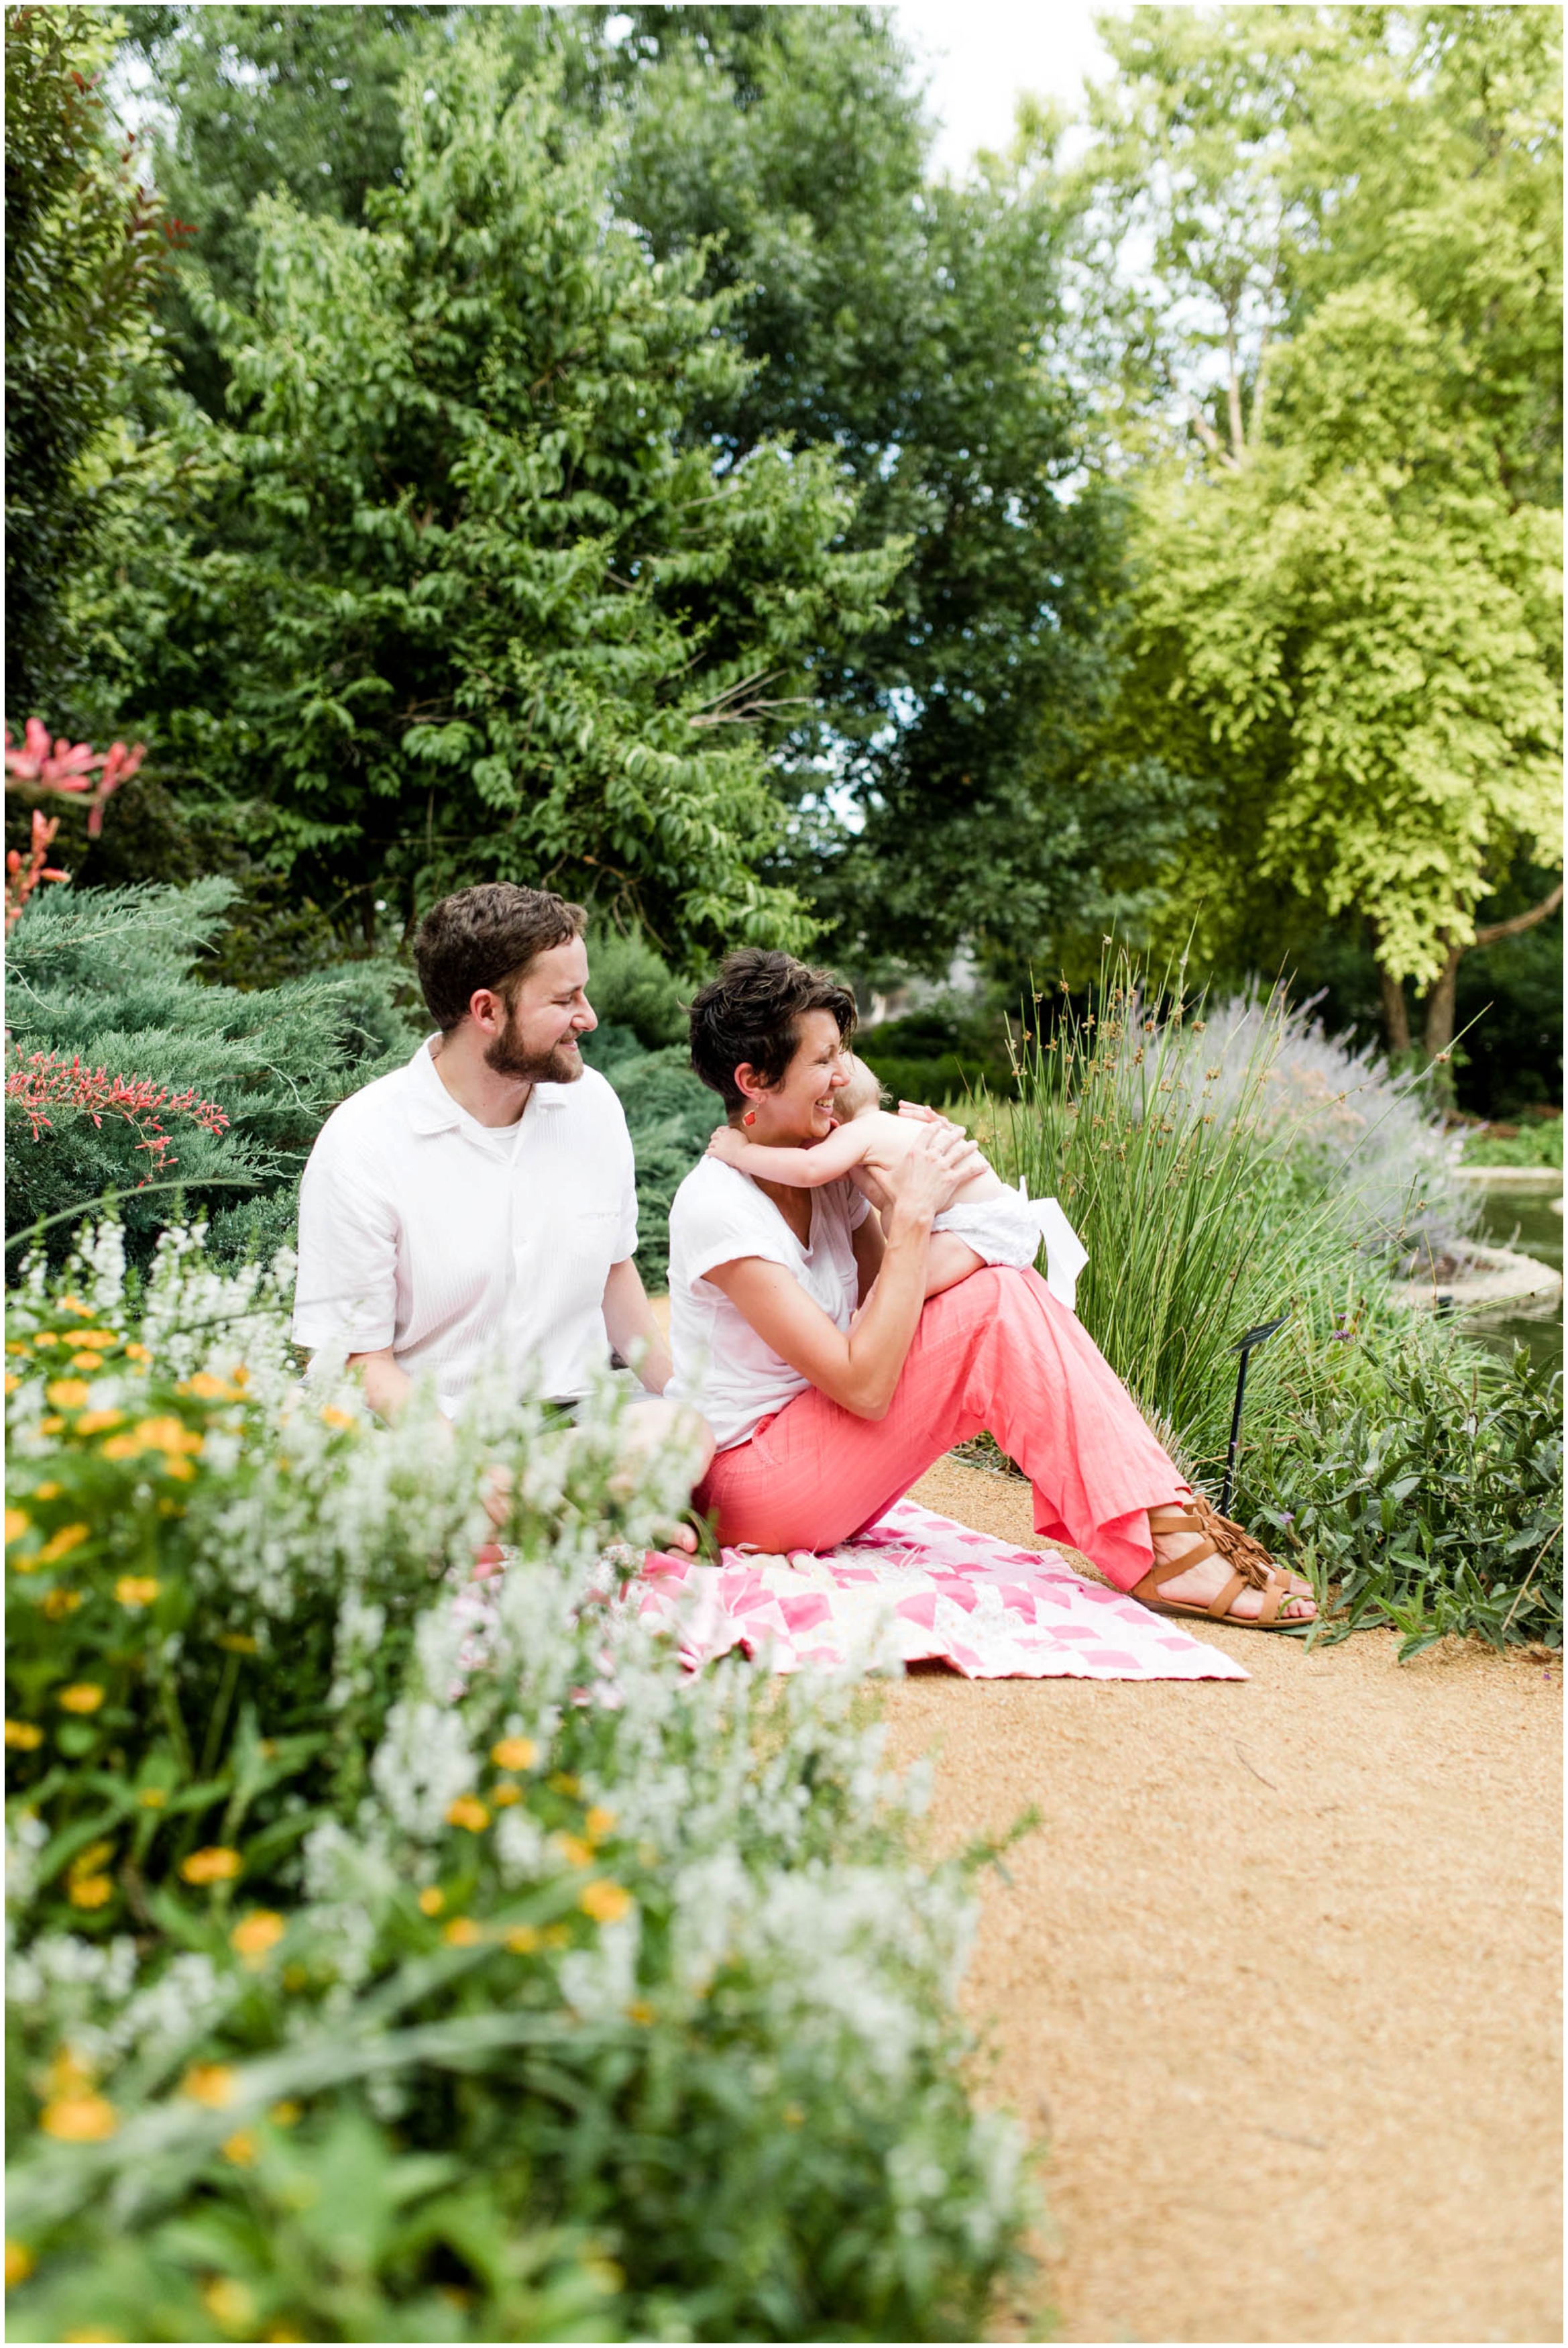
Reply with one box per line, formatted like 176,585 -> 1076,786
1150,1519 -> 1317,1623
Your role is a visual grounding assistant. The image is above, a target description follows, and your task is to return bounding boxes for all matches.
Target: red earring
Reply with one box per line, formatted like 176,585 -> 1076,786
742,1110 -> 757,1127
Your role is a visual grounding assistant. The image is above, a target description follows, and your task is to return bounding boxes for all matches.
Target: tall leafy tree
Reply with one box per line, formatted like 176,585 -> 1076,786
1082,5 -> 1563,1060
80,26 -> 901,964
615,6 -> 1153,981
5,4 -> 178,712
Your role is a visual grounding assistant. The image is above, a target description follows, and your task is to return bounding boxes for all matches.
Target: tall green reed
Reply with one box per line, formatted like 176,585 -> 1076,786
984,948 -> 1367,1479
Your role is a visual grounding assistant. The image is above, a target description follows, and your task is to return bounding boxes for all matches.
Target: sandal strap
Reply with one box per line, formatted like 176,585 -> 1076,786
1206,1568 -> 1247,1620
1144,1538 -> 1221,1591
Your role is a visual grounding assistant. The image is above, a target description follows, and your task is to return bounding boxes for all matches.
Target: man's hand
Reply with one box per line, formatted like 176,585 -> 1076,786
706,1124 -> 750,1168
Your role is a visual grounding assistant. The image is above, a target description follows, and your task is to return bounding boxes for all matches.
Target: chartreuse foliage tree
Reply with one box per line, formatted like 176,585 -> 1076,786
1082,5 -> 1563,1059
83,25 -> 903,965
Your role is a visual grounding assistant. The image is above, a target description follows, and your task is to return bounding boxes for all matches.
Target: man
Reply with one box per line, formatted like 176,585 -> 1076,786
293,883 -> 713,1516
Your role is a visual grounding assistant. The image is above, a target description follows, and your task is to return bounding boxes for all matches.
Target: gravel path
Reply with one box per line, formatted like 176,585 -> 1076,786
885,1457 -> 1563,2346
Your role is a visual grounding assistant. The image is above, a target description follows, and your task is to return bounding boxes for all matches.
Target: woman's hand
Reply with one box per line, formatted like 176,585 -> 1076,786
878,1118 -> 981,1224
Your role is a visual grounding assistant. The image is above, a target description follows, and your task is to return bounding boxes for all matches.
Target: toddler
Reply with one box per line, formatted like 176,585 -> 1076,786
706,1055 -> 1088,1310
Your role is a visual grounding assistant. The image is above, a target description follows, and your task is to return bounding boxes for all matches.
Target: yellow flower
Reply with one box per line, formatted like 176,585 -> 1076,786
269,2100 -> 302,2128
549,1772 -> 580,1795
34,1482 -> 61,1499
42,1588 -> 83,1619
59,1297 -> 92,1317
180,1372 -> 231,1399
77,1410 -> 124,1435
48,2044 -> 95,2097
504,1923 -> 540,1954
626,1999 -> 655,2025
138,1786 -> 168,1808
417,1886 -> 445,1916
182,2063 -> 236,2109
162,1456 -> 197,1482
4,1719 -> 43,1750
45,1381 -> 91,1409
446,1795 -> 490,1833
40,1416 -> 65,1433
124,1341 -> 150,1363
5,1338 -> 30,1355
71,1330 -> 117,1350
264,2329 -> 304,2344
221,2129 -> 257,2166
443,1916 -> 482,1947
38,1524 -> 90,1566
180,1846 -> 241,1885
100,1434 -> 141,1460
68,1875 -> 113,1909
68,1352 -> 103,1372
490,1735 -> 537,1771
58,1683 -> 104,1715
320,1403 -> 356,1430
5,2239 -> 34,2288
585,1805 -> 616,1844
229,1911 -> 285,1967
68,1840 -> 114,1879
551,1831 -> 593,1870
216,1632 -> 258,1654
3,1372 -> 17,1394
133,1416 -> 203,1455
5,1507 -> 30,1546
115,1576 -> 160,1607
230,1365 -> 250,1388
492,1783 -> 522,1808
32,1330 -> 60,1346
40,2092 -> 117,2142
202,2277 -> 256,2333
579,1880 -> 633,1925
62,2330 -> 124,2343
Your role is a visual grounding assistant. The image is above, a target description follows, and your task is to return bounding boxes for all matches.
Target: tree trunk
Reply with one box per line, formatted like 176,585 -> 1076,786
1422,941 -> 1463,1063
1378,961 -> 1411,1056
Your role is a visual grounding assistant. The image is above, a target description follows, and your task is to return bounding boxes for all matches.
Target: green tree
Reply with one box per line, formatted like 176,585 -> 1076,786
79,26 -> 902,965
5,3 -> 176,712
1083,5 -> 1563,1061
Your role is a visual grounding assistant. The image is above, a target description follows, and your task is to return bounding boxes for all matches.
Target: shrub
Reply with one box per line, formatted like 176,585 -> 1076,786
1242,1321 -> 1563,1657
4,1221 -> 1034,2341
5,879 -> 421,1267
1462,1116 -> 1564,1169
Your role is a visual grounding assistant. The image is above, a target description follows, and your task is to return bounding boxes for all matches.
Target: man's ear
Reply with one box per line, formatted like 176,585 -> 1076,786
467,985 -> 508,1035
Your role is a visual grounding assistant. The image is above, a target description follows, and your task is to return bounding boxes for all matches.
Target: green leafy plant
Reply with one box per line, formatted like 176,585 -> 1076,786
1243,1325 -> 1563,1658
1461,1118 -> 1564,1169
5,1219 -> 1035,2340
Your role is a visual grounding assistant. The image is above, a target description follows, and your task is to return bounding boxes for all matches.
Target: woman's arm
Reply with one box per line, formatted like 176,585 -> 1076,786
706,1120 -> 872,1188
705,1126 -> 966,1420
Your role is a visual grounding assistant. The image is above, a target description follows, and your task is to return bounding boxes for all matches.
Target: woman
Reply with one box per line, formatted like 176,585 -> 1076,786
667,950 -> 1314,1630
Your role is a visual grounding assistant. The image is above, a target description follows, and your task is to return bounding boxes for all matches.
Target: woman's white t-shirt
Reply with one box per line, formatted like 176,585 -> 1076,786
667,1157 -> 870,1452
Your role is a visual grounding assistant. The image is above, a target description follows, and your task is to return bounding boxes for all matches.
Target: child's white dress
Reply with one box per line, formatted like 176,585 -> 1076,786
933,1183 -> 1089,1312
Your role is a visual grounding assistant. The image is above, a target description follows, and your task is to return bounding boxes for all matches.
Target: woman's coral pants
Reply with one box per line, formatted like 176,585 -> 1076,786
694,1265 -> 1188,1592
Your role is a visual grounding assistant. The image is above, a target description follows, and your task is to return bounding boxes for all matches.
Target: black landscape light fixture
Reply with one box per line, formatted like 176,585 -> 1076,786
1219,1316 -> 1290,1517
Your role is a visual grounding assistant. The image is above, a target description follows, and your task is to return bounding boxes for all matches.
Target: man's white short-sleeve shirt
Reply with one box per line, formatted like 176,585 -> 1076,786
293,1037 -> 637,1414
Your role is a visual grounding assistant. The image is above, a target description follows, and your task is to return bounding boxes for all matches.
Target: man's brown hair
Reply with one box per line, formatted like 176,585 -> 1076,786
413,884 -> 588,1032
687,948 -> 856,1112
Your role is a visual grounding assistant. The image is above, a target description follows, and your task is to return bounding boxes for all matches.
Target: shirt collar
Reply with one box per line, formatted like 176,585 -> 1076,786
403,1035 -> 570,1136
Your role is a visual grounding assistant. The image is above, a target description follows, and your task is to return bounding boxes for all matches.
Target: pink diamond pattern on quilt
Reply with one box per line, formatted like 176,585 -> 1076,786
628,1494 -> 1249,1683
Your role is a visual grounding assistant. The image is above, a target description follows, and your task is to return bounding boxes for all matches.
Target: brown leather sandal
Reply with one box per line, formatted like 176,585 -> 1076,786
1131,1497 -> 1312,1632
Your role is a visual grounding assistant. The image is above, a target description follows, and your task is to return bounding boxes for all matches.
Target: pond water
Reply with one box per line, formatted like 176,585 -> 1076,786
1473,1189 -> 1564,1377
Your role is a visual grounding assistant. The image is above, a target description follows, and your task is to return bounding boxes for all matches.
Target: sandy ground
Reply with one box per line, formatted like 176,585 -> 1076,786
883,1458 -> 1564,2347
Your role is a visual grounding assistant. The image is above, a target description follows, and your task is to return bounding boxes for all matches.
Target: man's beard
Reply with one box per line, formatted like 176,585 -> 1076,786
484,1014 -> 584,1085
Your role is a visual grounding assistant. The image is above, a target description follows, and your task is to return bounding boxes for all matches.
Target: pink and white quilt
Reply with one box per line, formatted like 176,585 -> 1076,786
630,1495 -> 1249,1682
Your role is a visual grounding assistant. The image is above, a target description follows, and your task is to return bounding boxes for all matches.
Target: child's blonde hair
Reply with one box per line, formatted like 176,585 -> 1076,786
836,1054 -> 887,1120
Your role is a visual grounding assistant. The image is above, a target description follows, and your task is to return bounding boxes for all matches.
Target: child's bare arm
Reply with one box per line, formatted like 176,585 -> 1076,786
706,1120 -> 876,1187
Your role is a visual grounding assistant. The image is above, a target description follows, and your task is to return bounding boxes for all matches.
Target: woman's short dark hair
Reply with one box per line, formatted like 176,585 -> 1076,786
414,884 -> 587,1032
688,948 -> 856,1111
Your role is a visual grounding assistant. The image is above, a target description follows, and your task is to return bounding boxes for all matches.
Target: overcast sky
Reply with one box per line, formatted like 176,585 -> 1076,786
888,0 -> 1127,172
